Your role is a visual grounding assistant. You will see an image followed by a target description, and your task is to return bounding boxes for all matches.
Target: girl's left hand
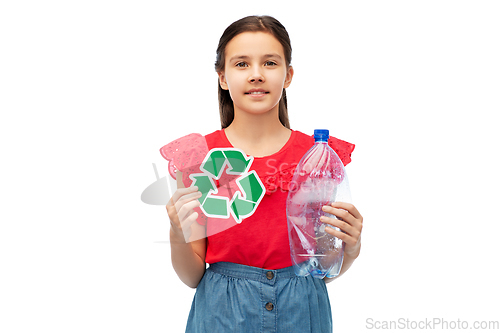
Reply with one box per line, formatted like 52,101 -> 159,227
320,202 -> 363,257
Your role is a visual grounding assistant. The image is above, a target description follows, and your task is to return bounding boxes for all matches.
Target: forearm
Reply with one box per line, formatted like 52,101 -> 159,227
170,230 -> 206,288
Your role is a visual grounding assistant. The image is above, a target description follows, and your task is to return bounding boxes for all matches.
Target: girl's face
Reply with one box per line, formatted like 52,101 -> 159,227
218,31 -> 293,118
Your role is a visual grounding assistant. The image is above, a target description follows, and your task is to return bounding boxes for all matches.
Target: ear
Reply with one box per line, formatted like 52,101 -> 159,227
283,65 -> 294,89
218,72 -> 229,90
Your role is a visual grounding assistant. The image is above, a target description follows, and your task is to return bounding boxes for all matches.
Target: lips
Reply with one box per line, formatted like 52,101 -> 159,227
245,89 -> 269,95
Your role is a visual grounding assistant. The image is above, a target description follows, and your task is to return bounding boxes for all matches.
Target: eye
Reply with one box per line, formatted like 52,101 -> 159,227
265,61 -> 277,66
235,62 -> 248,68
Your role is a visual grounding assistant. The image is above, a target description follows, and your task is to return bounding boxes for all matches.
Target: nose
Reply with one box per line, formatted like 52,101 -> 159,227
249,67 -> 264,83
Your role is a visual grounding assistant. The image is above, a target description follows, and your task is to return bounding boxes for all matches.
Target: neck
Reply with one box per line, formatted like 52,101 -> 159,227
226,106 -> 288,141
223,104 -> 292,157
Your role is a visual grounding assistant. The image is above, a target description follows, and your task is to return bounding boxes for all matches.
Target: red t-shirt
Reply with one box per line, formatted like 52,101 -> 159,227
160,129 -> 354,270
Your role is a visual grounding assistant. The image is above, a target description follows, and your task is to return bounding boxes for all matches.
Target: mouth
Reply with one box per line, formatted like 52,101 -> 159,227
245,89 -> 269,95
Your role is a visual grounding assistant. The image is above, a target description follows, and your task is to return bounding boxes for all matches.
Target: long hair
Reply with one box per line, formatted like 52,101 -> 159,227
215,16 -> 292,129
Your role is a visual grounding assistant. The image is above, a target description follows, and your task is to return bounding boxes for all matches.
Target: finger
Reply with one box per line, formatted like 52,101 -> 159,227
176,198 -> 201,222
324,225 -> 361,250
170,203 -> 200,238
324,225 -> 355,245
322,205 -> 357,226
320,215 -> 356,235
175,191 -> 202,212
330,202 -> 363,221
179,211 -> 199,233
170,186 -> 199,205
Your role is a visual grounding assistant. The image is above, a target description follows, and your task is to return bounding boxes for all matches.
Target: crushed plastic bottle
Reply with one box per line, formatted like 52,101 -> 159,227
286,129 -> 351,279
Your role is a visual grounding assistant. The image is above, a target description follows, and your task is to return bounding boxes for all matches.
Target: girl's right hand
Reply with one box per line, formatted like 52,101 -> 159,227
166,186 -> 202,243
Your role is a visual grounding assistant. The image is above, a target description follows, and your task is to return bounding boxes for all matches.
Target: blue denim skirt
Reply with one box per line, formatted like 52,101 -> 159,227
186,262 -> 332,333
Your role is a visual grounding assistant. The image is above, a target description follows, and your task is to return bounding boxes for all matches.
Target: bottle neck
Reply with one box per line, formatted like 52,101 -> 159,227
313,129 -> 329,142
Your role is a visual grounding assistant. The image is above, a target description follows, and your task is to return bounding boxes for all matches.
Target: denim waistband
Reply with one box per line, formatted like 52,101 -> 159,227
208,262 -> 297,285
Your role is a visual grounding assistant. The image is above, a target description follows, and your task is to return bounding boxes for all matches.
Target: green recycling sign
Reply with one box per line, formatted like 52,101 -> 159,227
188,148 -> 265,223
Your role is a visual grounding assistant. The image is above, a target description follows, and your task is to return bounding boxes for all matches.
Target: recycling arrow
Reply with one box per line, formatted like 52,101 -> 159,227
224,150 -> 252,174
230,192 -> 256,222
236,171 -> 264,202
203,196 -> 229,217
190,174 -> 216,204
189,148 -> 265,223
201,150 -> 226,179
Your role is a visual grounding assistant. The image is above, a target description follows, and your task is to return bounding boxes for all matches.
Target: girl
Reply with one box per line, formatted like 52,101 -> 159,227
164,15 -> 363,333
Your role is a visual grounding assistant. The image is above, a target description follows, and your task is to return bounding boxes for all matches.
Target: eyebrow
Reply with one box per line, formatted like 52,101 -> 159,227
229,53 -> 283,63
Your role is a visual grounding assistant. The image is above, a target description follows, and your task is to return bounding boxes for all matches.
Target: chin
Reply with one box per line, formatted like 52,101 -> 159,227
236,104 -> 280,116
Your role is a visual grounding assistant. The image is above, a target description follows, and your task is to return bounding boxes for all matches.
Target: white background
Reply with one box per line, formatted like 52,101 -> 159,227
1,1 -> 499,332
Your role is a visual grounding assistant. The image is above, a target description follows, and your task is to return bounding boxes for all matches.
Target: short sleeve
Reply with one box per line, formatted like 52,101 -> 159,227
160,133 -> 209,226
328,136 -> 355,166
159,133 -> 209,185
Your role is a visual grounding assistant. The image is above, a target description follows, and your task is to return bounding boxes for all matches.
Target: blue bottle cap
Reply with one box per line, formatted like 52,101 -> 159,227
314,129 -> 329,142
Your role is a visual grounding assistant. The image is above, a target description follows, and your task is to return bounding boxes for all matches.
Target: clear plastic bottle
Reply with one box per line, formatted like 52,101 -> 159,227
286,129 -> 351,279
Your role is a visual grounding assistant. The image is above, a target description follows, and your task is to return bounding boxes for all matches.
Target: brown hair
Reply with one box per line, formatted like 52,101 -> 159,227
215,15 -> 292,129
